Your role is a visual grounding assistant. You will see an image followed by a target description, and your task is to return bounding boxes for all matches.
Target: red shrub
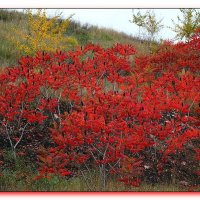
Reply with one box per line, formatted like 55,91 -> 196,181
0,37 -> 199,189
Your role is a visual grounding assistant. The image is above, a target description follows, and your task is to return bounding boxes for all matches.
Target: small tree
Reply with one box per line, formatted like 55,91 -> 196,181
171,9 -> 200,41
130,9 -> 164,42
129,9 -> 147,37
130,9 -> 163,53
11,9 -> 78,56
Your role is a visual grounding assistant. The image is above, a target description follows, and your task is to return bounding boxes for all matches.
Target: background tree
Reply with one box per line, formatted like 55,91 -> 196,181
11,9 -> 78,56
129,9 -> 147,37
171,9 -> 200,41
130,9 -> 164,53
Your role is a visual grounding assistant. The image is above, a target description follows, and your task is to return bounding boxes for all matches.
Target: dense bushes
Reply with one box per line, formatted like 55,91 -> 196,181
0,31 -> 199,191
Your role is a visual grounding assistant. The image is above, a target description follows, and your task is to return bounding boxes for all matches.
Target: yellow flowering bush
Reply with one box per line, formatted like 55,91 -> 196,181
11,9 -> 78,56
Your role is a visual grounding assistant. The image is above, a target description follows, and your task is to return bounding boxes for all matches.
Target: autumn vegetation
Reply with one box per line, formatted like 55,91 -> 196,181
0,9 -> 199,191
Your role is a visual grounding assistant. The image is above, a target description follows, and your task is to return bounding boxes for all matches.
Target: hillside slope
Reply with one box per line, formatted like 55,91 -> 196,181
0,9 -> 150,67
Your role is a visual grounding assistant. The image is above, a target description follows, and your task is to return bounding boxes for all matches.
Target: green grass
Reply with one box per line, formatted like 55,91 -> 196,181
67,21 -> 151,53
0,154 -> 188,192
0,10 -> 27,67
0,169 -> 186,192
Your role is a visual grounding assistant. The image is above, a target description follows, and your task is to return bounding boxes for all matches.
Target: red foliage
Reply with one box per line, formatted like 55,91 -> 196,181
0,33 -> 200,188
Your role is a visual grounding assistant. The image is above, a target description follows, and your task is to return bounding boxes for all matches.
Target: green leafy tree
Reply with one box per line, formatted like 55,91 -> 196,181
171,9 -> 200,41
130,9 -> 164,42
